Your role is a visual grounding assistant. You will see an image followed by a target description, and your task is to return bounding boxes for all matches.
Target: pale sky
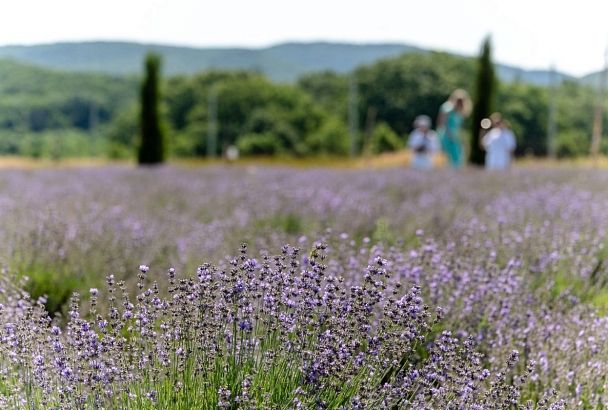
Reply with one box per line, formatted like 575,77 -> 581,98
0,0 -> 606,76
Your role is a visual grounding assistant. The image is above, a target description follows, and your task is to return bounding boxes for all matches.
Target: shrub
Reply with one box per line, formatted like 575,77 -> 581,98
305,116 -> 350,156
237,132 -> 283,155
369,122 -> 402,154
555,130 -> 589,158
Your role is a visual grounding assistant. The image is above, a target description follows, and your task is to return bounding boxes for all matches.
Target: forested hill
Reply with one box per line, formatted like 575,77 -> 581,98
0,41 -> 573,84
0,59 -> 136,156
0,49 -> 600,160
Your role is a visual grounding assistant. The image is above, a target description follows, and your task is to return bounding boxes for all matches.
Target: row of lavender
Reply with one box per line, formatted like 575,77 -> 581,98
0,166 -> 605,408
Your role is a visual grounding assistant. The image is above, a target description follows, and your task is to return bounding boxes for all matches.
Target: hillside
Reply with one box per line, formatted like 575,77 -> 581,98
0,41 -> 572,85
495,65 -> 574,86
0,50 -> 600,160
580,69 -> 608,87
0,58 -> 136,134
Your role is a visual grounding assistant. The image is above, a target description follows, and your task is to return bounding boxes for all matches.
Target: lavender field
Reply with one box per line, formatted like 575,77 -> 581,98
0,165 -> 607,408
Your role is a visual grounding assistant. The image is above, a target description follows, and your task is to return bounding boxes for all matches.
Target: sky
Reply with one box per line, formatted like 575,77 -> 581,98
0,0 -> 607,76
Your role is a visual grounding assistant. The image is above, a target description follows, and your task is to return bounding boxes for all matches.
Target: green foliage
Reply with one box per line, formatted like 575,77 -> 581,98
164,71 -> 327,157
0,59 -> 134,134
256,213 -> 304,234
555,130 -> 590,158
106,104 -> 138,158
164,76 -> 197,130
0,50 -> 603,160
498,83 -> 548,156
555,81 -> 596,154
369,122 -> 402,154
470,36 -> 497,165
305,116 -> 350,156
355,52 -> 475,140
244,108 -> 302,155
23,266 -> 79,315
171,129 -> 203,157
237,133 -> 284,156
298,71 -> 349,117
372,217 -> 395,245
0,129 -> 101,158
138,53 -> 166,164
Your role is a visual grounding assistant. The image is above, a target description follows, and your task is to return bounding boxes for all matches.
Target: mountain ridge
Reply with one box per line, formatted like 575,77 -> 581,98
0,40 -> 583,85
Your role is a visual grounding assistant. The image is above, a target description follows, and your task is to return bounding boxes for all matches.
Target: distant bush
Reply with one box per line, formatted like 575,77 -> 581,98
106,105 -> 138,158
170,130 -> 202,157
0,129 -> 100,158
237,132 -> 284,155
555,130 -> 589,158
305,116 -> 350,156
23,265 -> 79,316
369,122 -> 402,154
162,71 -> 330,158
244,108 -> 304,155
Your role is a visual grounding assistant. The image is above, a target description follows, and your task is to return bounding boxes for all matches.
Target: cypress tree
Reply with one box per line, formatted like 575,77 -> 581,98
470,36 -> 496,166
137,53 -> 166,164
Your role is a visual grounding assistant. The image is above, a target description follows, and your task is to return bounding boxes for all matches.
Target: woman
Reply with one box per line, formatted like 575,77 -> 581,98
436,89 -> 472,168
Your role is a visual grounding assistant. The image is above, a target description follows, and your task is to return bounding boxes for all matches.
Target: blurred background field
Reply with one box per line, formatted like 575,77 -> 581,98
0,44 -> 604,162
0,161 -> 605,316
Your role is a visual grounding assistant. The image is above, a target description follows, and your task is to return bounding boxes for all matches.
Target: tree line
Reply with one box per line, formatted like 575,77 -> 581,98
0,50 -> 604,159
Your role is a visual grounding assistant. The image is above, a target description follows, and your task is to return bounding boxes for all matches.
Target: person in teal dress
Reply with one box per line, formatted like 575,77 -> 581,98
437,89 -> 472,168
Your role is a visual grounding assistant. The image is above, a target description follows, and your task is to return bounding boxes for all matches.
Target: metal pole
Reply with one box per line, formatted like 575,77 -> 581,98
348,75 -> 359,157
207,86 -> 218,158
547,65 -> 557,159
591,47 -> 608,162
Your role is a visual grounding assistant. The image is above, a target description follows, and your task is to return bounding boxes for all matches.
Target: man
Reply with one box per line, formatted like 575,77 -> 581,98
481,113 -> 516,170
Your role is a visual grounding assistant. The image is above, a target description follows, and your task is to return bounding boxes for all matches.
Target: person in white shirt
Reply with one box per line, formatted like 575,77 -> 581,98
481,113 -> 516,170
408,115 -> 439,170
